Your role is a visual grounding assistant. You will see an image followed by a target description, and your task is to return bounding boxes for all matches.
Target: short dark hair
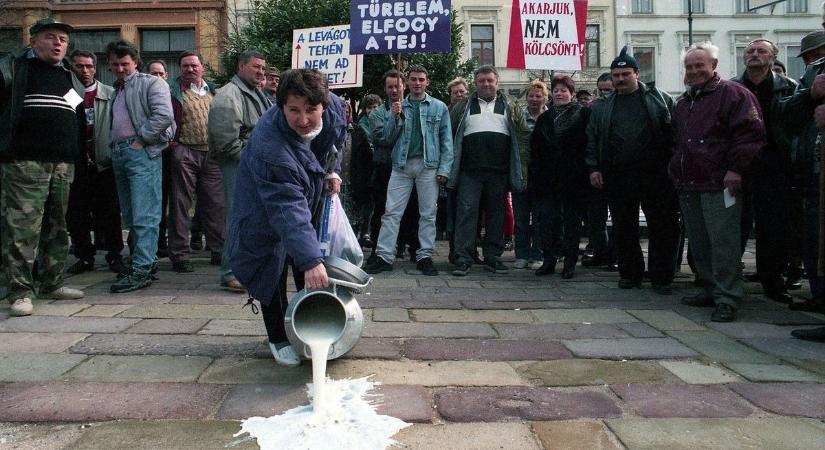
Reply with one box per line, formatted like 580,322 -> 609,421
596,72 -> 612,84
105,39 -> 141,69
773,60 -> 787,73
576,89 -> 592,99
276,69 -> 329,108
146,60 -> 167,72
407,65 -> 428,78
360,94 -> 381,113
474,64 -> 498,78
238,50 -> 265,66
551,75 -> 576,94
177,50 -> 202,66
381,69 -> 405,86
69,49 -> 96,65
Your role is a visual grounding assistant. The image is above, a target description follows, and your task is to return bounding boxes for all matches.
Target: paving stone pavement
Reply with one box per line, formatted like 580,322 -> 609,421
1,242 -> 824,449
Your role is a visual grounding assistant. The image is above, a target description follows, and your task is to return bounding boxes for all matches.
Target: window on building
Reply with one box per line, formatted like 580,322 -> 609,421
69,29 -> 121,85
0,28 -> 23,57
786,0 -> 808,13
140,28 -> 196,81
471,25 -> 495,66
585,25 -> 600,67
633,46 -> 655,83
632,0 -> 654,14
736,0 -> 756,13
786,45 -> 806,79
681,33 -> 712,49
684,0 -> 705,13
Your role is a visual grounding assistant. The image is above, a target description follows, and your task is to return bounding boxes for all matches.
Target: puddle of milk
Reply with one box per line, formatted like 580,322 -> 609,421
234,376 -> 409,450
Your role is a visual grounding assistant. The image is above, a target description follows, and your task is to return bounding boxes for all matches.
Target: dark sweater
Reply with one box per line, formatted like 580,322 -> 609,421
12,58 -> 81,162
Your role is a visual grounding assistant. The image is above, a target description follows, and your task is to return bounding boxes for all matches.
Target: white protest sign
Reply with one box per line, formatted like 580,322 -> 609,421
292,24 -> 363,88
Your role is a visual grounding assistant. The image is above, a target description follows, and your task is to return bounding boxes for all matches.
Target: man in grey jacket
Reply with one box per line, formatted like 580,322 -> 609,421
106,39 -> 174,293
208,50 -> 270,292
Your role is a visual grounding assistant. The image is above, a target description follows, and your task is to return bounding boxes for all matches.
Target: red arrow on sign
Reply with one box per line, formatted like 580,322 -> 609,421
294,44 -> 301,68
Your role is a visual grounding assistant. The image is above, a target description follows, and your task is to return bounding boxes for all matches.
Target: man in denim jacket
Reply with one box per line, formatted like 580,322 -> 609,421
105,39 -> 174,293
364,66 -> 453,276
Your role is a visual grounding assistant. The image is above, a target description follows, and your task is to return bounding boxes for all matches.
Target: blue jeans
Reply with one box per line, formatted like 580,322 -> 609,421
511,189 -> 542,261
219,161 -> 239,283
111,139 -> 162,273
375,157 -> 438,263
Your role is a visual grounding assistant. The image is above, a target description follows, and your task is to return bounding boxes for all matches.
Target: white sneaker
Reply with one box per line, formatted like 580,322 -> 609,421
10,298 -> 33,316
513,259 -> 528,269
530,260 -> 544,270
39,286 -> 84,300
269,343 -> 301,367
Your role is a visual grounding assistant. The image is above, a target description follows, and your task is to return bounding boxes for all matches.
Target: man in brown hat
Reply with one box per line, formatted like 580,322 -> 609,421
0,17 -> 87,316
799,30 -> 825,66
262,66 -> 280,103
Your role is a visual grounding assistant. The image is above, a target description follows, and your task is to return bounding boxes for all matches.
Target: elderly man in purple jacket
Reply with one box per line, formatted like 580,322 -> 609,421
670,42 -> 765,322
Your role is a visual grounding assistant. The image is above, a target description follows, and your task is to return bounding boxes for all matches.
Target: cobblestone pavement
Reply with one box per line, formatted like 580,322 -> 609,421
1,241 -> 824,449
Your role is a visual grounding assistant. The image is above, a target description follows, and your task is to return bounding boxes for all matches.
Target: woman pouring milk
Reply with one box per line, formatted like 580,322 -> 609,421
227,68 -> 347,366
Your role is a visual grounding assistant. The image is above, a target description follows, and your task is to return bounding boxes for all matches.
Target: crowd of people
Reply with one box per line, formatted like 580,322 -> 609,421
2,14 -> 825,359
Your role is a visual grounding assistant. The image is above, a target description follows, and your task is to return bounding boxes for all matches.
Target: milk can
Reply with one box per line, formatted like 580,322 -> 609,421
284,256 -> 371,360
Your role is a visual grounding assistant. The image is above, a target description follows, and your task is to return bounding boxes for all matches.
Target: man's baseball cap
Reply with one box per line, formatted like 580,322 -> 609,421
29,17 -> 74,35
798,30 -> 825,57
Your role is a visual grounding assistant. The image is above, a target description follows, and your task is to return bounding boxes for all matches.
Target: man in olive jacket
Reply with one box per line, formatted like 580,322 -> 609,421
448,65 -> 529,276
208,50 -> 271,292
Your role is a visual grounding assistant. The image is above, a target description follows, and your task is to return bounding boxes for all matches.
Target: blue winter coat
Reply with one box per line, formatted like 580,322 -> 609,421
228,94 -> 346,305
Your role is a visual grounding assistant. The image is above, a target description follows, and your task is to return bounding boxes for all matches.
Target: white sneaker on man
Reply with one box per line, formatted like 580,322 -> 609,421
10,298 -> 33,316
40,287 -> 84,300
530,260 -> 544,270
513,259 -> 528,269
269,342 -> 301,367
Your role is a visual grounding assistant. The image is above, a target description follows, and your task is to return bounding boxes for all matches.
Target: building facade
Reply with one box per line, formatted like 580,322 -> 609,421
0,0 -> 226,85
453,0 -> 617,98
616,0 -> 821,95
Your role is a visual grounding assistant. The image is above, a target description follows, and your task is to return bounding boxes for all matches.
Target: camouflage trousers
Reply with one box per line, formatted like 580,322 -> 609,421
1,161 -> 74,301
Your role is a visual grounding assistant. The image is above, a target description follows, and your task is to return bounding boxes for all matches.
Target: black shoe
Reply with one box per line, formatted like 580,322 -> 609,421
67,260 -> 94,274
651,283 -> 673,295
788,299 -> 825,313
711,303 -> 737,322
483,260 -> 509,274
744,272 -> 760,282
580,255 -> 605,267
173,260 -> 195,273
785,280 -> 803,291
452,263 -> 470,276
605,263 -> 618,272
561,264 -> 575,279
790,326 -> 825,342
110,270 -> 153,293
107,257 -> 126,275
190,233 -> 204,251
618,278 -> 641,289
681,293 -> 715,307
765,290 -> 793,304
535,259 -> 556,276
210,252 -> 222,266
364,258 -> 393,274
416,257 -> 438,276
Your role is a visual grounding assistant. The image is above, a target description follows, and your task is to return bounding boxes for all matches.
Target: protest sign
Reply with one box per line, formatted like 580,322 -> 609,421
507,0 -> 589,71
350,0 -> 452,54
292,24 -> 363,88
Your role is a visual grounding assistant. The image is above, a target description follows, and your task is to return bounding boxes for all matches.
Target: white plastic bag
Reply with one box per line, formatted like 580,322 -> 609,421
319,194 -> 364,266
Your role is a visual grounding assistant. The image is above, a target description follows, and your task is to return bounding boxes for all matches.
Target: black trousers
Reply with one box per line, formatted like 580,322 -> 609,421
454,170 -> 508,264
66,163 -> 123,262
537,192 -> 585,264
605,169 -> 679,285
262,260 -> 306,344
586,187 -> 616,263
369,163 -> 419,256
753,174 -> 792,294
159,149 -> 172,247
